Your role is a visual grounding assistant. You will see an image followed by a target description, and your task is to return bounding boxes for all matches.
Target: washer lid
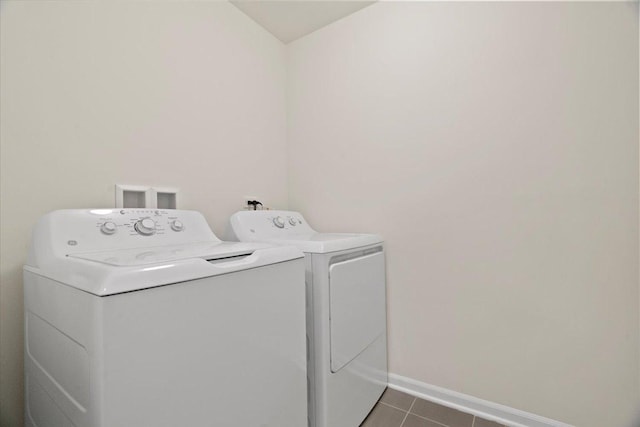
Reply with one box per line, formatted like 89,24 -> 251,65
68,241 -> 263,266
25,244 -> 303,296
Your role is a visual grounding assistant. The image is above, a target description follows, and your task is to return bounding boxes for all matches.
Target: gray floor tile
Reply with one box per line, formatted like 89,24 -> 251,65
401,414 -> 443,427
473,417 -> 505,427
380,388 -> 416,411
410,399 -> 474,427
361,402 -> 407,427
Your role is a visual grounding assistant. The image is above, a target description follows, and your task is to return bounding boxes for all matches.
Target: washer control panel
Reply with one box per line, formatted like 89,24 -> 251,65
91,209 -> 192,238
170,220 -> 184,232
100,221 -> 117,235
272,216 -> 286,228
37,209 -> 219,257
134,218 -> 157,235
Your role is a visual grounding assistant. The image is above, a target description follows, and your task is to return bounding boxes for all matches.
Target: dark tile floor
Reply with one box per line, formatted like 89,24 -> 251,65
361,388 -> 506,427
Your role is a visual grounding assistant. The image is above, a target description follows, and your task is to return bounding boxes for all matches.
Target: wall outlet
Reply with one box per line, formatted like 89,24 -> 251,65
243,196 -> 263,210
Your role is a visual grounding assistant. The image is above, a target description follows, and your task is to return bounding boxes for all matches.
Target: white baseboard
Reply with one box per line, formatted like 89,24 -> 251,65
388,373 -> 574,427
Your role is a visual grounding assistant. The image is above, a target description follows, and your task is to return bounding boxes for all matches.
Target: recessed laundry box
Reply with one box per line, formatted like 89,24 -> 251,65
24,209 -> 307,427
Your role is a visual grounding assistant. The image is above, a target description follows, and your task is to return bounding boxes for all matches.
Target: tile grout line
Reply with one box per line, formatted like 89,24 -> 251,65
379,400 -> 415,413
404,411 -> 455,427
399,397 -> 417,427
383,393 -> 493,427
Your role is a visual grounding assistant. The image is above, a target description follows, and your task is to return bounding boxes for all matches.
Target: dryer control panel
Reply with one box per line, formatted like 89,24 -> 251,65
230,210 -> 316,240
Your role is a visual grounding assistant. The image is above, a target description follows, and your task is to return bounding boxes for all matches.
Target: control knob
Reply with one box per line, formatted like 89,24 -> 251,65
100,222 -> 117,235
170,220 -> 184,232
273,216 -> 285,228
134,218 -> 156,236
288,218 -> 297,226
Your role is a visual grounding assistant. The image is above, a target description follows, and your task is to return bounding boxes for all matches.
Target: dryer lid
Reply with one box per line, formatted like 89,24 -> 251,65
267,233 -> 382,254
229,210 -> 383,253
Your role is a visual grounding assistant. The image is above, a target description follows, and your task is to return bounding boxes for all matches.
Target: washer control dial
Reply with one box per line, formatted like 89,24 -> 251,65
273,216 -> 285,228
134,218 -> 156,235
170,220 -> 184,232
288,218 -> 297,226
100,221 -> 117,235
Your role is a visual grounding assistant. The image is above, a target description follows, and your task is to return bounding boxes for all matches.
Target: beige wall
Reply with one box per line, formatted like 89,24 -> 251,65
0,2 -> 286,425
2,2 -> 639,427
287,3 -> 639,427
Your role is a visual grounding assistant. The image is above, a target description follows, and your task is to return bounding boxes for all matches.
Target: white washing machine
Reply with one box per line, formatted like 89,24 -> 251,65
228,210 -> 388,427
24,209 -> 307,427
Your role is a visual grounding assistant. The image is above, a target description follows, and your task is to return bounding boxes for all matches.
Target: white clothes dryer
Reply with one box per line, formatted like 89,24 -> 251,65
24,209 -> 307,427
228,210 -> 388,427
